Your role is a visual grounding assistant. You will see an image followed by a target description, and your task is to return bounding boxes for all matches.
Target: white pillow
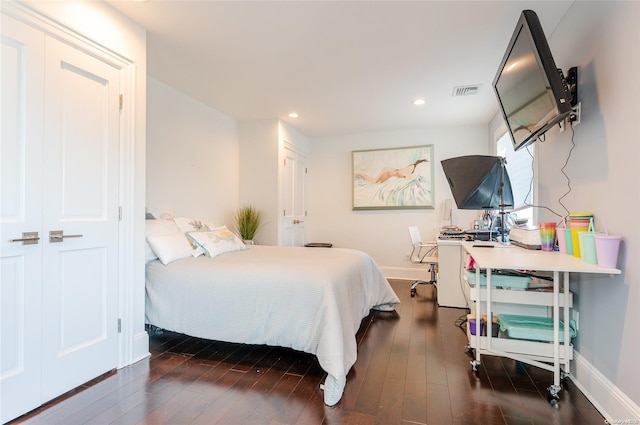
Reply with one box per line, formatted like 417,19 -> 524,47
173,217 -> 225,233
147,232 -> 195,265
145,219 -> 182,263
187,229 -> 247,258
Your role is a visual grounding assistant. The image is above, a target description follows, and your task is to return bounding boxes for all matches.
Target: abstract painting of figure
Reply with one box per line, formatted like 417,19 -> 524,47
352,145 -> 434,210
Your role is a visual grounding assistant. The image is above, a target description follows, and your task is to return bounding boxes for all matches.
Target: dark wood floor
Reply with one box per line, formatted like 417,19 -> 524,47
11,280 -> 605,425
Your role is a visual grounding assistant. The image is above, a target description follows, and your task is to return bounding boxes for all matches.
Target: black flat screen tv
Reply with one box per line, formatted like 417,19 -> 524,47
493,10 -> 573,151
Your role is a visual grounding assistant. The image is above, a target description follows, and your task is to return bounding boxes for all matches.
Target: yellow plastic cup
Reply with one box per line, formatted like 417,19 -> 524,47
570,225 -> 588,257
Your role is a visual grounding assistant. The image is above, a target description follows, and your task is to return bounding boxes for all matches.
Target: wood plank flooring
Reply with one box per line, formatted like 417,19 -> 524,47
10,280 -> 605,425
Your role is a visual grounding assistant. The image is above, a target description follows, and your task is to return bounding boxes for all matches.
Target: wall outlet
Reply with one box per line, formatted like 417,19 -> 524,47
572,310 -> 579,331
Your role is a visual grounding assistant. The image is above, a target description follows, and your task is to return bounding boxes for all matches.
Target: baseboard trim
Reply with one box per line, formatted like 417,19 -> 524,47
571,350 -> 640,422
131,331 -> 150,364
380,266 -> 423,281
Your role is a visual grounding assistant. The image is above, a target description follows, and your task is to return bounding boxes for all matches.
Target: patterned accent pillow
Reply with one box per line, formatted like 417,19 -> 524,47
187,229 -> 247,258
146,207 -> 175,220
173,217 -> 225,233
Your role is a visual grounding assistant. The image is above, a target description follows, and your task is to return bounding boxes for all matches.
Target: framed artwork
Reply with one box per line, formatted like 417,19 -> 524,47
352,145 -> 435,210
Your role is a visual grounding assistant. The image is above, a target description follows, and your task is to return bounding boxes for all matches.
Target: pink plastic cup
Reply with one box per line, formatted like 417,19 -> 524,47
556,227 -> 567,253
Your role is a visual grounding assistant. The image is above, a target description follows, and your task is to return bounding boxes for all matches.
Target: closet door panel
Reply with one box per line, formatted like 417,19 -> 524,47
41,36 -> 120,402
0,14 -> 45,424
281,146 -> 307,246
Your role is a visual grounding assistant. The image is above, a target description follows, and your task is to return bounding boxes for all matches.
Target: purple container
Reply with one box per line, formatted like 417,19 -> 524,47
469,318 -> 484,336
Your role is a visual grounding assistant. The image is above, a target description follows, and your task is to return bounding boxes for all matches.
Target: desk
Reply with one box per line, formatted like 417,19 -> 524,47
462,241 -> 621,404
436,239 -> 468,308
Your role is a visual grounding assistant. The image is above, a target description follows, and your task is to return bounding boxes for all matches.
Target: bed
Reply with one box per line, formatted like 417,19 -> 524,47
145,243 -> 400,406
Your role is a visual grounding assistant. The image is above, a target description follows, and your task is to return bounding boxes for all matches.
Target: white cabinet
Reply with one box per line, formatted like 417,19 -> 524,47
436,239 -> 468,308
1,13 -> 121,423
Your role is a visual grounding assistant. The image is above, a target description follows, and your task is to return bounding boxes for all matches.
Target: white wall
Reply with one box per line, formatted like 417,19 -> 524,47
488,2 -> 640,418
238,120 -> 280,244
543,1 -> 640,416
308,126 -> 488,278
147,78 -> 239,227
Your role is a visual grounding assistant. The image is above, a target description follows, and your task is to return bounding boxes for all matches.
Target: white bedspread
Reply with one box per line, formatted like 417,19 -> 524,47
145,245 -> 400,406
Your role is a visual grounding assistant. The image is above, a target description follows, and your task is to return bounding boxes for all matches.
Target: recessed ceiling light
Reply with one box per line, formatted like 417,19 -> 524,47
288,112 -> 299,118
413,99 -> 426,106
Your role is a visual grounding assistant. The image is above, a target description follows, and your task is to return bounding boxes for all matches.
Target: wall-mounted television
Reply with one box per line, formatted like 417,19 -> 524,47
493,10 -> 574,151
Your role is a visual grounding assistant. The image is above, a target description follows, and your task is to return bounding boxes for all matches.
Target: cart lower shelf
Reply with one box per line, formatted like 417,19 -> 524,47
466,334 -> 574,364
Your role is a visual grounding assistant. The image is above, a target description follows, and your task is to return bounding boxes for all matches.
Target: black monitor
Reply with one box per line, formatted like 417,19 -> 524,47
493,10 -> 573,151
441,155 -> 514,211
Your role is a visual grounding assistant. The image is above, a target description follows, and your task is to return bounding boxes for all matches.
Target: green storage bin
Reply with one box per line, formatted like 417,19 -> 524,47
497,314 -> 577,343
463,270 -> 532,289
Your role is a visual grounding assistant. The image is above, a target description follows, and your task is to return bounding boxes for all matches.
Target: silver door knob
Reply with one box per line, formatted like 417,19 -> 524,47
49,230 -> 83,243
9,232 -> 40,245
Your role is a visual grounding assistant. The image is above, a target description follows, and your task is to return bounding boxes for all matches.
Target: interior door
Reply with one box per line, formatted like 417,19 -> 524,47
281,145 -> 307,246
40,35 -> 120,401
0,14 -> 45,422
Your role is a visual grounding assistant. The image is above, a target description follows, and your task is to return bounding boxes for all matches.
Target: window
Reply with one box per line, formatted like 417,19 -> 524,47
496,132 -> 535,225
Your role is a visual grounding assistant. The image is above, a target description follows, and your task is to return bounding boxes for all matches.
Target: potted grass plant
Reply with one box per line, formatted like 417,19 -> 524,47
233,204 -> 263,244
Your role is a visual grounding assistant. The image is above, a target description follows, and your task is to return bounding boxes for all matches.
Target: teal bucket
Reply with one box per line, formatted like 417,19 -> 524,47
564,228 -> 573,255
578,231 -> 599,264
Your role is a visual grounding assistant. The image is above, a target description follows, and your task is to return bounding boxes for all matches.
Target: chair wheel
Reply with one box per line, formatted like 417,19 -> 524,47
410,288 -> 416,297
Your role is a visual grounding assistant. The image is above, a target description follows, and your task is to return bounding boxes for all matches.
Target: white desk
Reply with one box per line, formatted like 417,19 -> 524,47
462,241 -> 621,404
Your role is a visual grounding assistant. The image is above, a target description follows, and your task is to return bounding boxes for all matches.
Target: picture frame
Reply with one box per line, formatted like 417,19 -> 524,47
352,145 -> 435,210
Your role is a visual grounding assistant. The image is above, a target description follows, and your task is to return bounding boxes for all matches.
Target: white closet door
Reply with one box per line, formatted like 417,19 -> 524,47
281,146 -> 307,246
40,36 -> 120,401
0,14 -> 45,423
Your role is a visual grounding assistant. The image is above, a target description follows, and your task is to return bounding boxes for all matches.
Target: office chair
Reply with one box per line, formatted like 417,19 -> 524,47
408,226 -> 438,297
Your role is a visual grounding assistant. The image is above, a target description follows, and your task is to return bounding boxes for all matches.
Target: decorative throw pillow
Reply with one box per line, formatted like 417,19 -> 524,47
187,229 -> 247,258
173,217 -> 225,233
145,219 -> 182,263
147,232 -> 195,265
146,207 -> 175,220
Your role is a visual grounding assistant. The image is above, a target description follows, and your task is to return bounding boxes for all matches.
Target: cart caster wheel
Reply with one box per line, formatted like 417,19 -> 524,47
470,360 -> 480,372
547,384 -> 561,407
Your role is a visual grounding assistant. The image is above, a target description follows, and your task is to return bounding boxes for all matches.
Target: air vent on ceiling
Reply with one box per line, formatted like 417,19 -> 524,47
452,85 -> 481,97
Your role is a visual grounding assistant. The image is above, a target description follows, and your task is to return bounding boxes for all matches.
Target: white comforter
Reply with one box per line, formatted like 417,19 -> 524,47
145,245 -> 400,406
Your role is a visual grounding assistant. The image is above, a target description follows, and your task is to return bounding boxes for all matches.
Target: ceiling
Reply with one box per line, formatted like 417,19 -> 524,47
107,1 -> 574,138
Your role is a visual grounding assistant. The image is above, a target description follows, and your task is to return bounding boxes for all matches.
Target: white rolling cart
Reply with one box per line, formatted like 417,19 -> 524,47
462,241 -> 621,405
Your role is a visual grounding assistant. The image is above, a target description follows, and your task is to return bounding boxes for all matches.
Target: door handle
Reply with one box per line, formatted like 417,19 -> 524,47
293,220 -> 305,225
49,230 -> 83,243
9,232 -> 40,245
